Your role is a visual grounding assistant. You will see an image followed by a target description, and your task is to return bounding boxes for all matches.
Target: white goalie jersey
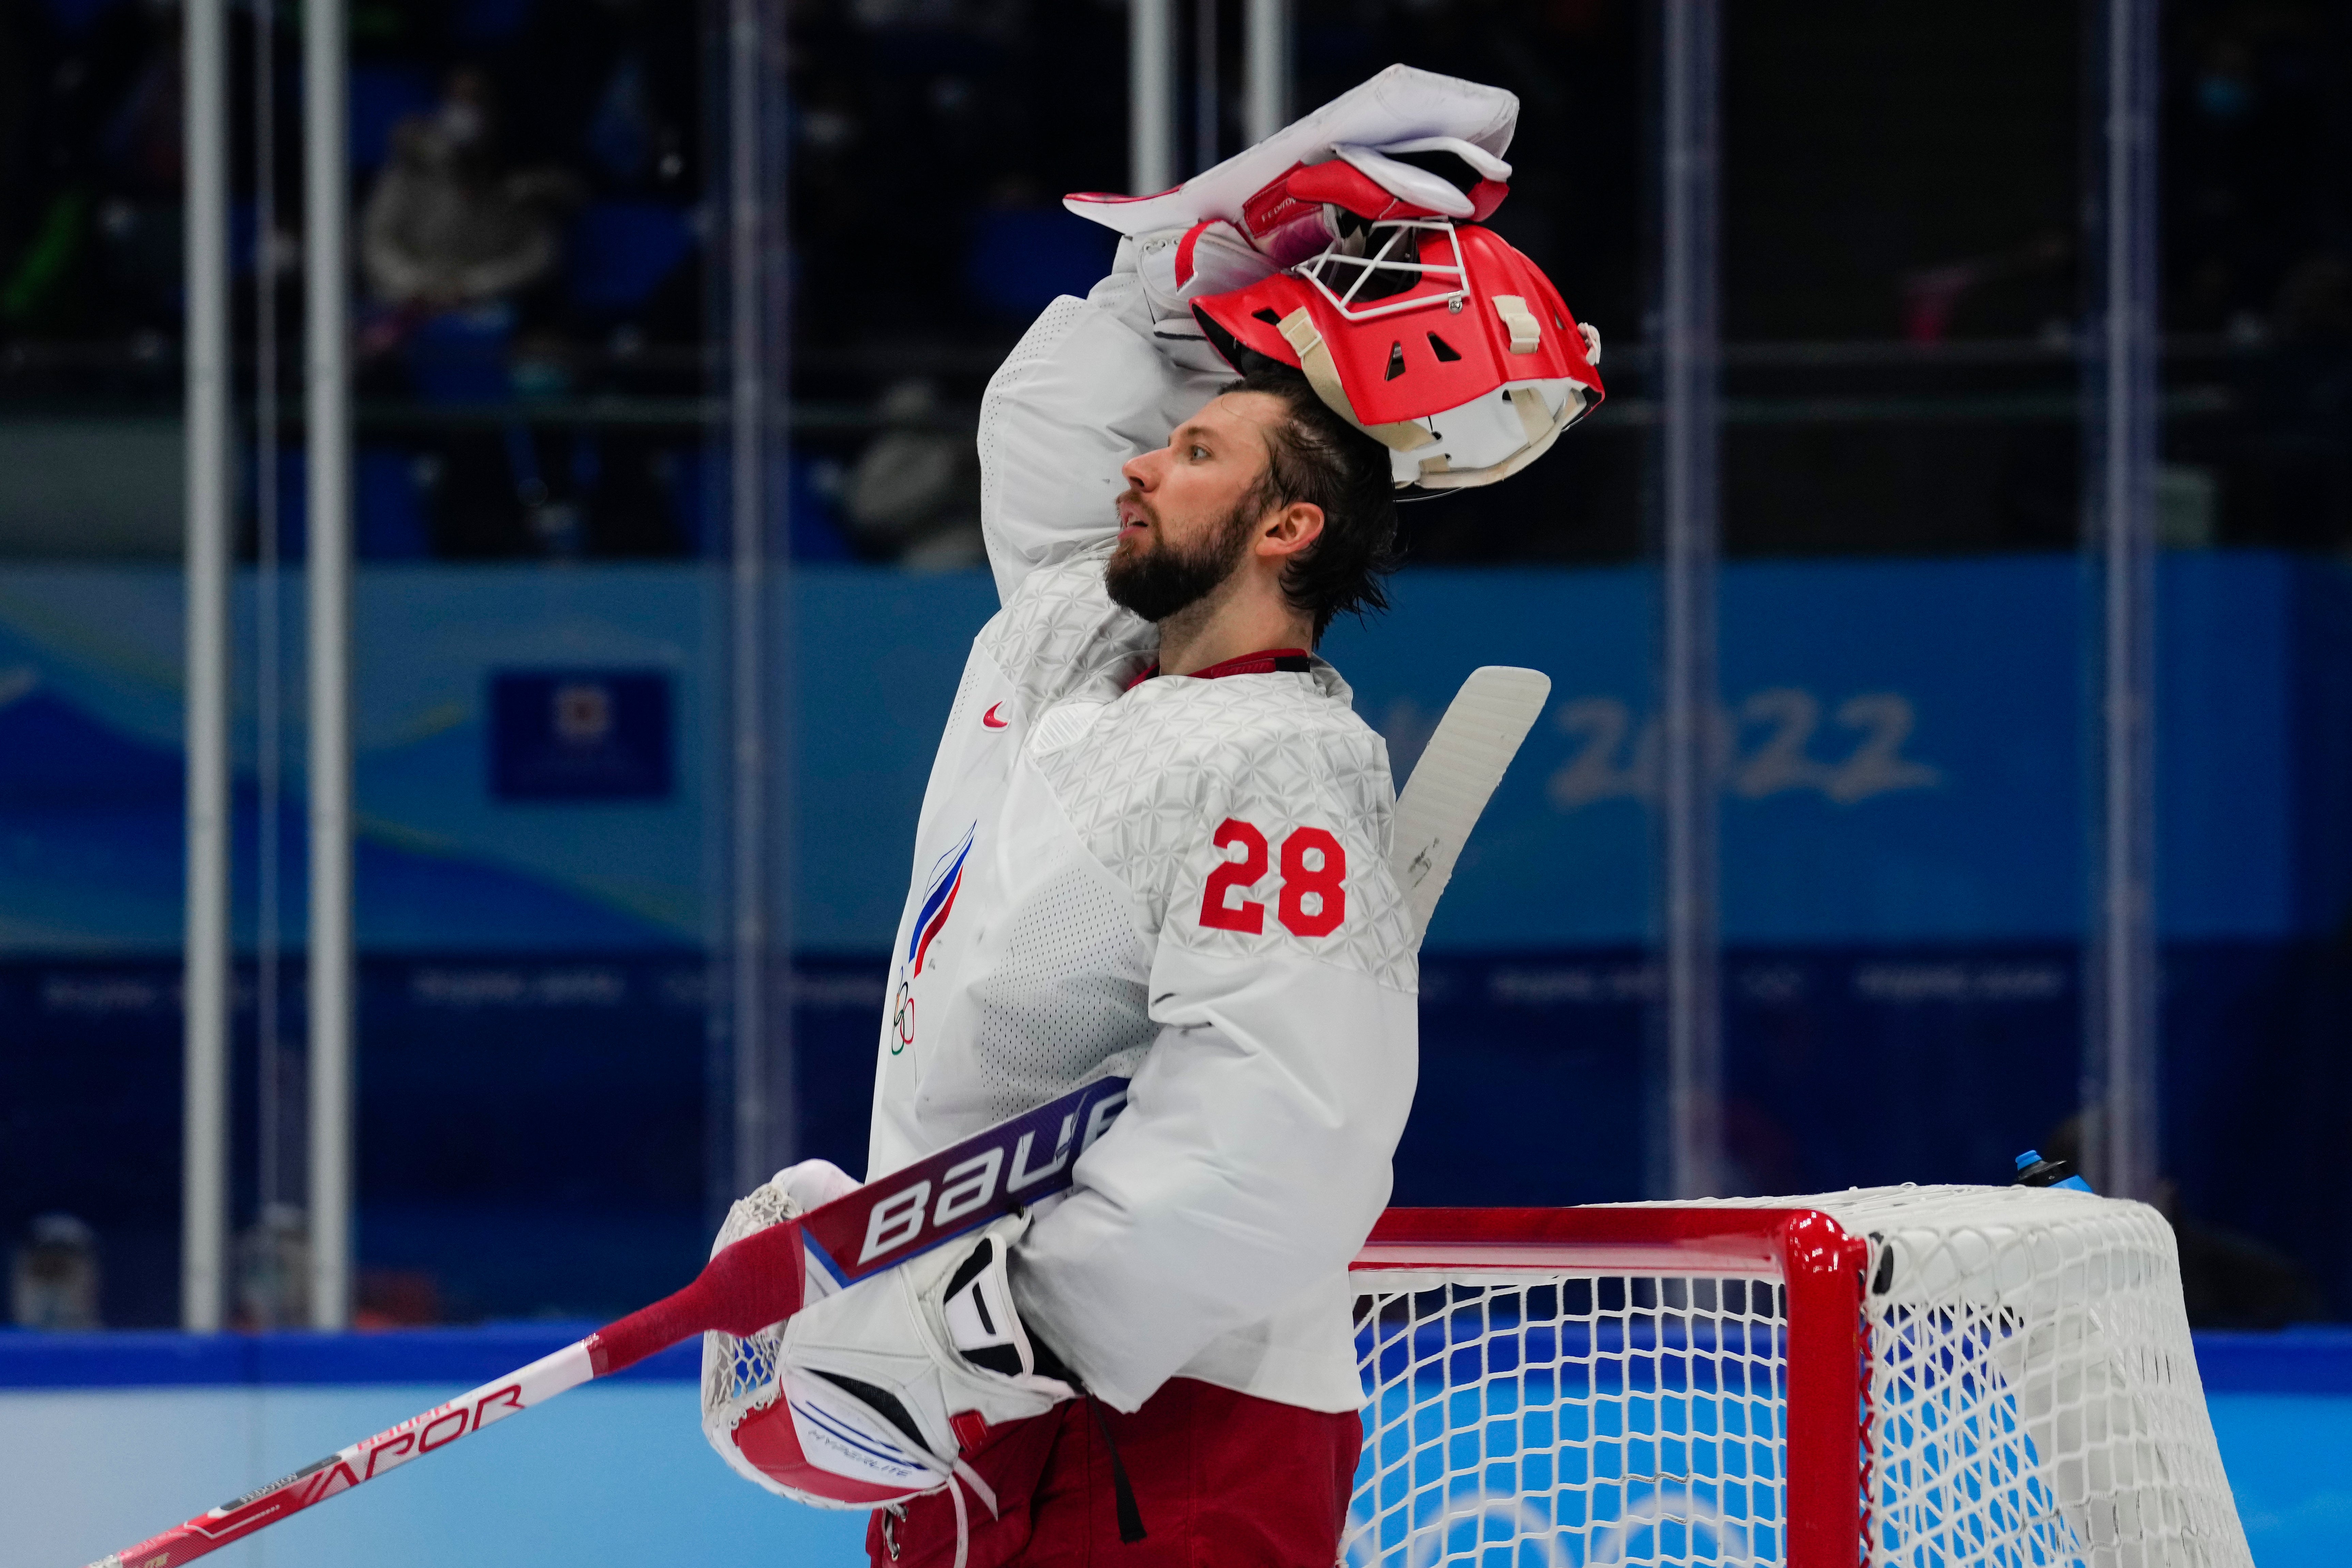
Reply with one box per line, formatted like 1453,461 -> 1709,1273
864,280 -> 1420,1416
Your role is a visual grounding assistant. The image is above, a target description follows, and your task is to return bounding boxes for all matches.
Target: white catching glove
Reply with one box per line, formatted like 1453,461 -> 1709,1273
1065,63 -> 1519,256
1069,68 -> 1525,380
769,1156 -> 862,1214
700,1156 -> 869,1502
752,1212 -> 1076,1509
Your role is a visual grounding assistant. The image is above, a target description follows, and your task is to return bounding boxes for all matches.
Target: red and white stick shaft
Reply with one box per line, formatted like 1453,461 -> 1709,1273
87,1340 -> 596,1568
78,1206 -> 818,1568
80,1074 -> 1133,1568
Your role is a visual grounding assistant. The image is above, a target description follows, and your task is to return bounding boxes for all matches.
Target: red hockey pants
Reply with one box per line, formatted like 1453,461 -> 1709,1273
864,1378 -> 1363,1568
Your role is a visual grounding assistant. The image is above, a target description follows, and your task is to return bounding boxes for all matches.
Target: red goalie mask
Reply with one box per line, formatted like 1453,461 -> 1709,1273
1191,219 -> 1604,490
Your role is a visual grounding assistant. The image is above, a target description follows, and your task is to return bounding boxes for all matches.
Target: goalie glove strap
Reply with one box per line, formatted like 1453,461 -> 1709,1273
1086,1395 -> 1150,1545
1017,1315 -> 1082,1391
947,1234 -> 1140,1542
940,1231 -> 1070,1389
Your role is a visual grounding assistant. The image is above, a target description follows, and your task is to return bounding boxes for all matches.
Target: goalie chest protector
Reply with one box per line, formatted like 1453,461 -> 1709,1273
861,548 -> 1418,1414
872,546 -> 1415,1172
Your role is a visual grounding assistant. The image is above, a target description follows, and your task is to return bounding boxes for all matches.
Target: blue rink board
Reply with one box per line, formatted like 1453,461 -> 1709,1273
4,1329 -> 2347,1568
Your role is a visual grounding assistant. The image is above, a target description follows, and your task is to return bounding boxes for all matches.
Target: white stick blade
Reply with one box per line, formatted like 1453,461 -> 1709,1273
1389,666 -> 1551,944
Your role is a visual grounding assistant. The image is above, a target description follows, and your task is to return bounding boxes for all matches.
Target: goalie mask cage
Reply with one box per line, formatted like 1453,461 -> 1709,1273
1345,1187 -> 2252,1568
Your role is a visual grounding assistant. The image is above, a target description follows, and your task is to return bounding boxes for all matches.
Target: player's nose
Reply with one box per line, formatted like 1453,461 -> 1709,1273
1120,447 -> 1163,490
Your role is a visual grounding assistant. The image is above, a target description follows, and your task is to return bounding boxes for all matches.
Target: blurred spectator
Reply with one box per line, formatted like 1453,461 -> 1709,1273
233,1202 -> 309,1330
2167,2 -> 2338,336
841,379 -> 982,567
12,1212 -> 101,1330
2,0 -> 184,340
93,1 -> 180,201
355,1267 -> 442,1329
507,0 -> 699,198
1897,232 -> 2069,345
360,66 -> 579,313
2232,252 -> 2352,548
356,66 -> 626,561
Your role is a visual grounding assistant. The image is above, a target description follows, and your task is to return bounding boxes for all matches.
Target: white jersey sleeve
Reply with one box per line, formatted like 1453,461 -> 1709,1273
1005,678 -> 1419,1412
976,275 -> 1227,605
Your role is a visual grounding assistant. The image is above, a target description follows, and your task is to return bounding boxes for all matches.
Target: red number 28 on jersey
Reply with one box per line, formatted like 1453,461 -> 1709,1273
1199,818 -> 1347,938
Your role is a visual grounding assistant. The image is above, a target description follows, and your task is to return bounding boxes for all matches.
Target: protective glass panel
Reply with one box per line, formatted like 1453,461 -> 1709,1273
1709,3 -> 2090,1203
0,4 -> 747,1325
1297,0 -> 1660,1209
2149,0 -> 2351,1321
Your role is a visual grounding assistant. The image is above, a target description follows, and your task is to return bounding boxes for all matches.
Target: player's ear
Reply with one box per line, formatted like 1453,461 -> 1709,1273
1256,500 -> 1325,559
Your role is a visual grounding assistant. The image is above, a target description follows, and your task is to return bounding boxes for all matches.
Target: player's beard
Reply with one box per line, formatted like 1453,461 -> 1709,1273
1103,489 -> 1261,624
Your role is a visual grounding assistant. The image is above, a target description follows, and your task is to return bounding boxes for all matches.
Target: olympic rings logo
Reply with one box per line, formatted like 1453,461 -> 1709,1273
890,973 -> 915,1055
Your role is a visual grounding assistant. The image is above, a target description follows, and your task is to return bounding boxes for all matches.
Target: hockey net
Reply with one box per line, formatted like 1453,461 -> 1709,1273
1345,1186 -> 2251,1568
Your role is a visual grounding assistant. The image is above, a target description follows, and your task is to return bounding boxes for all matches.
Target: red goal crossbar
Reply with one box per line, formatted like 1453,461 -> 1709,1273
1351,1206 -> 1870,1568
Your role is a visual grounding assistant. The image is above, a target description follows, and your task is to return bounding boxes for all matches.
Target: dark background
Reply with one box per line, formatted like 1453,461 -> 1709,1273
0,0 -> 2347,1331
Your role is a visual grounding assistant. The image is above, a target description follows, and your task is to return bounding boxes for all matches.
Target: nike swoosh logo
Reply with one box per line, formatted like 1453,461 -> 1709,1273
982,703 -> 1008,729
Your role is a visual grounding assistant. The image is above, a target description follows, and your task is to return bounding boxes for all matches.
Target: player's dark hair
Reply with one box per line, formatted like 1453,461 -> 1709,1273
1222,366 -> 1400,643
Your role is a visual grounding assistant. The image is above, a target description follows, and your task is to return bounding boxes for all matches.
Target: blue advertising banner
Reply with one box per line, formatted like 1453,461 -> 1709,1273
0,554 -> 2340,956
1,554 -> 2346,1325
487,669 -> 673,802
1317,560 -> 2084,946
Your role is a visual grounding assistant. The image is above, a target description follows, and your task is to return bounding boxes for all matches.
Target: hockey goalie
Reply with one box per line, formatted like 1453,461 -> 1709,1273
706,65 -> 1604,1568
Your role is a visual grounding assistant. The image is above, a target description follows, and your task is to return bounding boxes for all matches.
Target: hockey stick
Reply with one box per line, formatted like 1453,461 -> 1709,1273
82,1076 -> 1133,1568
87,667 -> 1551,1568
1389,665 -> 1552,943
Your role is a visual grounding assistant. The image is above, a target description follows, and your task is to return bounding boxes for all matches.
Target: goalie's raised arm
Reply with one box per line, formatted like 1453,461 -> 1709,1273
974,269 -> 1230,605
974,204 -> 1289,606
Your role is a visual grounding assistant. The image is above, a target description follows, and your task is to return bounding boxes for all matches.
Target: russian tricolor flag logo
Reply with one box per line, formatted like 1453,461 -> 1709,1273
908,825 -> 975,977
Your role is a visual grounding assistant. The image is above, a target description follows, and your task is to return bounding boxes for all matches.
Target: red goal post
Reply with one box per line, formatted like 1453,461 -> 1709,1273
1354,1205 -> 1868,1567
1344,1188 -> 2252,1568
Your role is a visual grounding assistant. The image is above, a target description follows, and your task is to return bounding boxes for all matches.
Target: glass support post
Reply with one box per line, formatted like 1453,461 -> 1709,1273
725,0 -> 796,1198
304,0 -> 355,1329
1242,0 -> 1289,144
1656,0 -> 1723,1200
2083,0 -> 2161,1202
1194,0 -> 1218,174
1131,0 -> 1176,194
253,0 -> 293,1326
181,0 -> 230,1333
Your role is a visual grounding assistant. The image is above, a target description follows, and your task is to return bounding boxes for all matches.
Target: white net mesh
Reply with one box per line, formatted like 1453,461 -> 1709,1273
1350,1267 -> 1787,1567
1345,1187 -> 2252,1568
698,1177 -> 805,1498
